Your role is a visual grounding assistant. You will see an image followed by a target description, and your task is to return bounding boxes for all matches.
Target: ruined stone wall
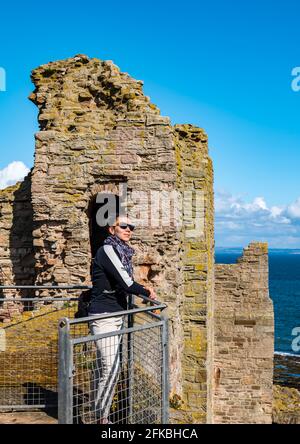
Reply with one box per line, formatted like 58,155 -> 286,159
174,125 -> 214,422
0,55 -> 216,414
0,54 -> 276,424
0,174 -> 35,319
213,242 -> 274,423
28,54 -> 185,395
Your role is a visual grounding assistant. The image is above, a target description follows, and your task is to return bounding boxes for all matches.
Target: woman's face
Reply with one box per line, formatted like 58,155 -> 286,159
109,216 -> 133,242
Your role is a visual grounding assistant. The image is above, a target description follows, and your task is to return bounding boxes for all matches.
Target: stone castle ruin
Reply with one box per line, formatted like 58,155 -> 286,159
0,54 -> 274,423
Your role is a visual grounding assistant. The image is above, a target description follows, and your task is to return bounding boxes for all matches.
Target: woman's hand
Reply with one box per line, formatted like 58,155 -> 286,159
145,287 -> 158,301
145,287 -> 161,315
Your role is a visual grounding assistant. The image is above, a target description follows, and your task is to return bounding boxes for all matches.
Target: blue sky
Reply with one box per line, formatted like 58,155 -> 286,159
0,0 -> 300,247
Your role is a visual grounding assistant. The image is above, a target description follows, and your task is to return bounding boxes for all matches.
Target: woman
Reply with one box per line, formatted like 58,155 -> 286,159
88,215 -> 157,424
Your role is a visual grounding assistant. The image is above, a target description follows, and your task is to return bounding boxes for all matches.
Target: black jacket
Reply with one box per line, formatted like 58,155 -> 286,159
89,244 -> 150,314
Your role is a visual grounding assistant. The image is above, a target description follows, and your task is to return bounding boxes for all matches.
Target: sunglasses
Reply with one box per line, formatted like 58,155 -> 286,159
114,223 -> 135,232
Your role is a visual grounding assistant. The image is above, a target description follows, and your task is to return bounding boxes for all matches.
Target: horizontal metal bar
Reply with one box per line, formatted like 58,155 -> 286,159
0,298 -> 78,302
132,304 -> 162,320
0,287 -> 164,304
72,320 -> 164,345
0,286 -> 91,290
68,304 -> 167,325
0,404 -> 54,411
137,295 -> 162,307
0,288 -> 166,308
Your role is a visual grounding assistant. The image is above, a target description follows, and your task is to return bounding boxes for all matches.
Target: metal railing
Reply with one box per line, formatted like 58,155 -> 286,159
0,285 -> 90,411
58,296 -> 169,424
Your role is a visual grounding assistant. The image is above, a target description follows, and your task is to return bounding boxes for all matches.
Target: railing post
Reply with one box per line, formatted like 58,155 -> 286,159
127,295 -> 134,423
161,315 -> 169,424
58,318 -> 73,424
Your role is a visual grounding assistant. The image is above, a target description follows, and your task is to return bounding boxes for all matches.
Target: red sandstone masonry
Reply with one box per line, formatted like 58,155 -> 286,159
0,174 -> 35,318
213,242 -> 274,424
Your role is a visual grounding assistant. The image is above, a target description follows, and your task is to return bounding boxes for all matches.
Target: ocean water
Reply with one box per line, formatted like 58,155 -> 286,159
215,248 -> 300,356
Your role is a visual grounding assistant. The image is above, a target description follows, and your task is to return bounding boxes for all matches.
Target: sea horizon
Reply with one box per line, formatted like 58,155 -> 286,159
216,246 -> 300,252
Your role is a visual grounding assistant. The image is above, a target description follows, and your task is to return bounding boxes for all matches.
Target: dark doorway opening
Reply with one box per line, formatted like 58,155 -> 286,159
88,194 -> 120,259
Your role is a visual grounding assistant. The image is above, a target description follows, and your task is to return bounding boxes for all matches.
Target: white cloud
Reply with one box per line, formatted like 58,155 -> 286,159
270,205 -> 283,219
285,197 -> 300,220
215,189 -> 300,247
0,161 -> 30,190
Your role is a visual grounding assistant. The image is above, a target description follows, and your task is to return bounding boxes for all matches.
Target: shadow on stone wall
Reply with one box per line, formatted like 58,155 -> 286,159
9,172 -> 35,300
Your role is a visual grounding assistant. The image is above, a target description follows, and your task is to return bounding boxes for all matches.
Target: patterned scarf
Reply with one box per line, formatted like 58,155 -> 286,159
104,234 -> 135,277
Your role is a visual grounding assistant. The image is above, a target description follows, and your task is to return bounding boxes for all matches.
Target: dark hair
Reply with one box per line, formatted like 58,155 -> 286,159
107,214 -> 119,227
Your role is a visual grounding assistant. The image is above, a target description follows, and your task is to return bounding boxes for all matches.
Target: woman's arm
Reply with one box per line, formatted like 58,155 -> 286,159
100,244 -> 151,297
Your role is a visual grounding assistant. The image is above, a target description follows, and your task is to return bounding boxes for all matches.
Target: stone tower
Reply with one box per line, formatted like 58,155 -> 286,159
0,55 -> 274,423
